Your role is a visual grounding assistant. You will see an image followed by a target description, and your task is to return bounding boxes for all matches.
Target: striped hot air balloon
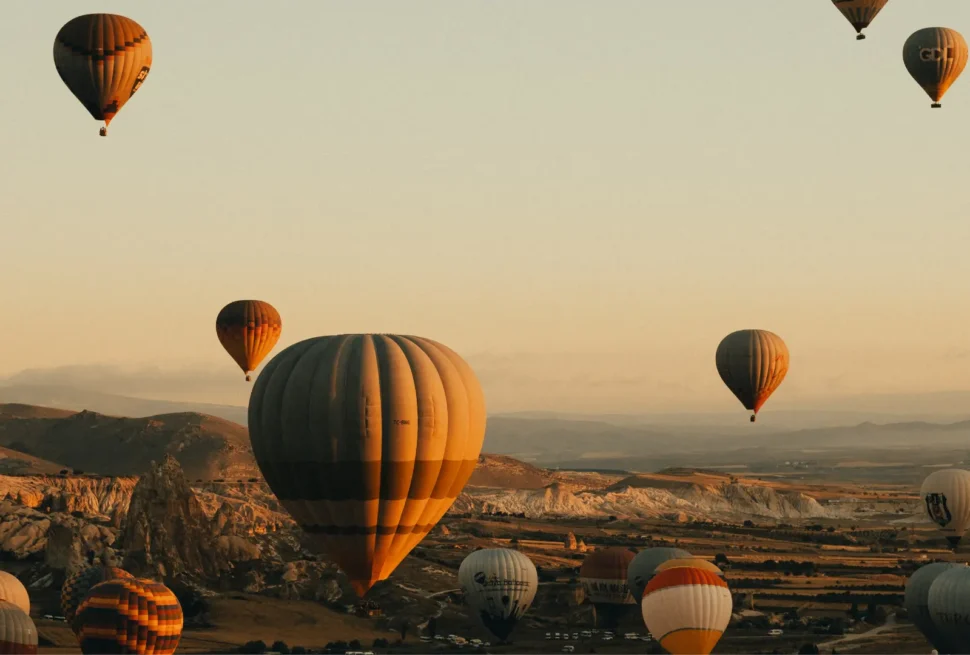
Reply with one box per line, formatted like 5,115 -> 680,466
74,578 -> 183,655
0,601 -> 37,655
831,0 -> 889,41
580,548 -> 637,629
654,558 -> 725,578
248,334 -> 486,597
642,567 -> 732,655
715,329 -> 789,423
62,566 -> 133,625
627,547 -> 692,601
0,573 -> 28,616
216,300 -> 283,382
53,14 -> 152,136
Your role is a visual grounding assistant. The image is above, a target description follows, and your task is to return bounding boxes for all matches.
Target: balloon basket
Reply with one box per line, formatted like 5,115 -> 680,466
856,34 -> 865,41
932,103 -> 942,109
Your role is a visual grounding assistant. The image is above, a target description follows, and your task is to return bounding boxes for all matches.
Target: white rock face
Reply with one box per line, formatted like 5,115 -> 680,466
450,479 -> 853,522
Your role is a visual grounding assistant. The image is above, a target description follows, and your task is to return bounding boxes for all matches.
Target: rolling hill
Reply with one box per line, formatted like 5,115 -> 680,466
0,404 -> 257,480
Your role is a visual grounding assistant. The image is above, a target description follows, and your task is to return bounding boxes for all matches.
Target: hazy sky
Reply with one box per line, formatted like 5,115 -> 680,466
3,1 -> 970,414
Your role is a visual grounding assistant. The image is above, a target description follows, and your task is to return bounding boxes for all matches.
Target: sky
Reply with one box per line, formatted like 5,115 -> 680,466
3,1 -> 970,414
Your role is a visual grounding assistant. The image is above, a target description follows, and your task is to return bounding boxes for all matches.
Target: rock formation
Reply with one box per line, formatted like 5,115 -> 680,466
120,455 -> 228,583
564,531 -> 578,550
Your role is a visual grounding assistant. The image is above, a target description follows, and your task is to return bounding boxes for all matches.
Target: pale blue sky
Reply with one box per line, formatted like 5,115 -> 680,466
3,1 -> 970,413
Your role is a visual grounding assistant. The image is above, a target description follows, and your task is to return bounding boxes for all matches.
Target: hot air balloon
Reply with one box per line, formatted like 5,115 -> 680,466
715,329 -> 789,423
248,334 -> 486,597
215,300 -> 282,382
903,28 -> 968,108
74,578 -> 182,655
905,562 -> 966,653
580,548 -> 637,629
831,0 -> 889,41
928,566 -> 970,649
53,14 -> 152,136
654,558 -> 725,578
642,567 -> 732,655
458,549 -> 538,643
61,566 -> 133,624
920,469 -> 970,547
627,547 -> 692,601
0,573 -> 28,616
0,601 -> 37,655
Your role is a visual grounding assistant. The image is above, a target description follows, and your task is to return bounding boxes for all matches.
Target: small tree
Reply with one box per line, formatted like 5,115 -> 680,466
270,641 -> 290,654
239,641 -> 267,654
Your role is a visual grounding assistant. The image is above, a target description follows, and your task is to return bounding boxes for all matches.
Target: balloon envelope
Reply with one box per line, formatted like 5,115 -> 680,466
61,566 -> 133,625
215,300 -> 283,381
627,547 -> 692,601
0,601 -> 37,655
581,548 -> 637,605
905,562 -> 966,653
74,578 -> 182,655
458,549 -> 538,642
920,469 -> 970,546
928,566 -> 970,649
642,567 -> 732,655
655,558 -> 724,578
903,28 -> 968,105
0,573 -> 28,616
53,14 -> 152,131
248,334 -> 486,597
715,330 -> 789,422
831,0 -> 889,39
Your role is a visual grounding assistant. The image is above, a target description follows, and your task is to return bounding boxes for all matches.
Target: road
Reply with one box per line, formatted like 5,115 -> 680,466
819,613 -> 898,651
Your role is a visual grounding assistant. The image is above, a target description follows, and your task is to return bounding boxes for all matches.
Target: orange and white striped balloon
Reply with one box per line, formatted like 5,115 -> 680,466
642,567 -> 731,655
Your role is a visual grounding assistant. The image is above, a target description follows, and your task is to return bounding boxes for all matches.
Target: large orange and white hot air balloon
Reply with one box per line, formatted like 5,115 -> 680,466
654,558 -> 725,578
580,548 -> 637,629
642,567 -> 732,655
216,300 -> 282,381
248,334 -> 486,597
715,329 -> 789,423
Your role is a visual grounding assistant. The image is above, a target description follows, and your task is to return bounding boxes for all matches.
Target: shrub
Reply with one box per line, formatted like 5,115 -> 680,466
239,640 -> 267,654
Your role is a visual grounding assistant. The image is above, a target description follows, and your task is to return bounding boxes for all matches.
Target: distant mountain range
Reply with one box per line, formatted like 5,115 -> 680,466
2,383 -> 969,477
0,384 -> 248,424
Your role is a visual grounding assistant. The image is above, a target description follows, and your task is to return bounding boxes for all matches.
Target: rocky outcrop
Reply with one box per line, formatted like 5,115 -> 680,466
453,478 -> 856,522
120,455 -> 228,582
211,501 -> 238,537
564,531 -> 578,550
0,475 -> 136,518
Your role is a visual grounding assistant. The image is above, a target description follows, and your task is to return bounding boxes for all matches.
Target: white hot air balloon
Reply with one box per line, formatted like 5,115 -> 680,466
642,567 -> 732,655
0,572 -> 28,615
0,601 -> 37,654
928,566 -> 970,648
920,469 -> 970,547
459,549 -> 538,643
